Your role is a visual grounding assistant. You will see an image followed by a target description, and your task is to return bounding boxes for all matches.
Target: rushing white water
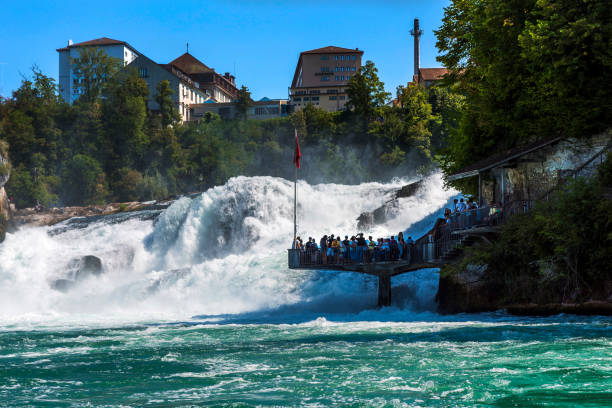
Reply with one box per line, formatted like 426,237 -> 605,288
0,174 -> 456,328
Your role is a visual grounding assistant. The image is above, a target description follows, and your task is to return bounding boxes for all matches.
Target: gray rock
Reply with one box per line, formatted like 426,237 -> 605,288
51,255 -> 103,291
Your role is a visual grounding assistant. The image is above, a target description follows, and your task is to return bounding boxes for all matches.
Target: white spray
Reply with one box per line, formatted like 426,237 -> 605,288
0,174 -> 456,327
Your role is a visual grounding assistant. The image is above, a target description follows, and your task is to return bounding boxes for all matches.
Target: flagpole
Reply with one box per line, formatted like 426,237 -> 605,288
294,164 -> 297,245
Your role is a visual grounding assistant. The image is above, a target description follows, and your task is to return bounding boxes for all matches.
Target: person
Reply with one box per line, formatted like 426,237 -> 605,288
458,198 -> 467,212
453,198 -> 459,213
397,232 -> 405,260
357,233 -> 367,262
390,236 -> 399,260
342,235 -> 350,259
293,236 -> 302,250
320,235 -> 328,264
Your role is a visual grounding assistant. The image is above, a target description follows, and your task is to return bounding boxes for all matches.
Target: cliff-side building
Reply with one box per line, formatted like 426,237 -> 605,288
57,37 -> 140,103
289,46 -> 363,112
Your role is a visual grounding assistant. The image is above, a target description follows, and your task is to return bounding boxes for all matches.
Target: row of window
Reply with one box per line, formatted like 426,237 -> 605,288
293,95 -> 345,102
294,89 -> 343,96
321,75 -> 351,82
320,55 -> 358,61
319,66 -> 357,72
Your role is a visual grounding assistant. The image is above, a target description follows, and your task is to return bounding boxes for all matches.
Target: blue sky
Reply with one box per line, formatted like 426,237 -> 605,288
0,0 -> 450,100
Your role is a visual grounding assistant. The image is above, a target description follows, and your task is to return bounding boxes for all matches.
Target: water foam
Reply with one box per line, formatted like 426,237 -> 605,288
0,174 -> 456,328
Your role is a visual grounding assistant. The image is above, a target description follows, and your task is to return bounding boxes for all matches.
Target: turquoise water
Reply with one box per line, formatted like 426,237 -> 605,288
1,314 -> 611,407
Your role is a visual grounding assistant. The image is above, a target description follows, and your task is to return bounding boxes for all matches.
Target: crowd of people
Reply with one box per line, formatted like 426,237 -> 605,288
293,232 -> 415,264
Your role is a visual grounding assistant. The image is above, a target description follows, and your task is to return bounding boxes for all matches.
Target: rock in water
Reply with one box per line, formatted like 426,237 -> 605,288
74,255 -> 103,279
51,255 -> 103,291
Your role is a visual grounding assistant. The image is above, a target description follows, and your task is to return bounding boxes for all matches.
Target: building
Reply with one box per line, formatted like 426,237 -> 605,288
57,37 -> 140,103
413,68 -> 450,87
190,98 -> 289,121
167,53 -> 238,103
289,46 -> 363,112
58,38 -> 241,122
129,54 -> 210,121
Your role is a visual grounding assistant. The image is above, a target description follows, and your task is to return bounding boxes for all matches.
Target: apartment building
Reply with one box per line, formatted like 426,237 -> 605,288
57,37 -> 139,103
289,46 -> 363,112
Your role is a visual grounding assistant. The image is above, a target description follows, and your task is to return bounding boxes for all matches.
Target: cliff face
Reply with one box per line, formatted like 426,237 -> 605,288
0,148 -> 10,242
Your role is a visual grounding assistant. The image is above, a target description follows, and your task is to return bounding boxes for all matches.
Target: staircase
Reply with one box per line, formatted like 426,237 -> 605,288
440,235 -> 479,262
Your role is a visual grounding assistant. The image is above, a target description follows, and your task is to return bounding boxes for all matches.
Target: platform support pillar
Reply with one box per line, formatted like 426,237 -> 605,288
377,273 -> 392,307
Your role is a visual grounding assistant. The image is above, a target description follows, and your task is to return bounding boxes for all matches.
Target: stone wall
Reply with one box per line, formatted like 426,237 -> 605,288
483,132 -> 610,205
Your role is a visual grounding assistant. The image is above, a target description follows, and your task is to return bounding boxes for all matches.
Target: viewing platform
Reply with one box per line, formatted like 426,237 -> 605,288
288,205 -> 516,307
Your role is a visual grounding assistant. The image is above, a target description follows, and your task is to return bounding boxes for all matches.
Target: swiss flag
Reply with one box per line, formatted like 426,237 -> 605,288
293,129 -> 301,169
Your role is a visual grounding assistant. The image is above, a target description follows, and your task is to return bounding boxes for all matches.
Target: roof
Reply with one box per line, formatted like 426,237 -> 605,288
56,37 -> 137,53
169,53 -> 212,74
419,68 -> 449,81
301,46 -> 364,55
448,136 -> 563,181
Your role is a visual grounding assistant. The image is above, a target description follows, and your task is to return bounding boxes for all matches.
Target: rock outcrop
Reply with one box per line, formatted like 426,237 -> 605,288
357,180 -> 423,230
0,146 -> 10,242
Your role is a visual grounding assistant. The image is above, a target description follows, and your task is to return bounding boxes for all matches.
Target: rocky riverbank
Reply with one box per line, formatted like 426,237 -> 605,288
436,263 -> 612,316
11,200 -> 173,228
0,147 -> 10,242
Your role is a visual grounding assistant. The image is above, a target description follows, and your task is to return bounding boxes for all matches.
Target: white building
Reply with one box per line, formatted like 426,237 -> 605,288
57,37 -> 213,122
57,37 -> 139,103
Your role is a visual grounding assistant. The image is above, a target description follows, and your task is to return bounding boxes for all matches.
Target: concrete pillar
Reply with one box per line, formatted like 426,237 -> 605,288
378,274 -> 392,307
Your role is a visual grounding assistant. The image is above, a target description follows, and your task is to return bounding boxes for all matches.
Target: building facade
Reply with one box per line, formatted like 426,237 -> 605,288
129,55 -> 209,121
57,38 -> 242,122
167,53 -> 239,103
57,37 -> 139,103
289,46 -> 363,112
190,98 -> 289,121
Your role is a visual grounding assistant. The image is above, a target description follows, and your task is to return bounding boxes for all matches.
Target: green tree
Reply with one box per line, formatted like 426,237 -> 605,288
235,85 -> 253,120
102,69 -> 149,169
346,60 -> 390,122
71,47 -> 121,104
62,154 -> 108,205
154,80 -> 181,127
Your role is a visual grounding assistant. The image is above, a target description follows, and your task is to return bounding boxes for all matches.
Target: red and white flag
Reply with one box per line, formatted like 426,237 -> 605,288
293,129 -> 301,169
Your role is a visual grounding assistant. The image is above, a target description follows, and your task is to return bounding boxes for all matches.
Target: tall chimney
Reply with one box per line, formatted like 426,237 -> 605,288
410,18 -> 423,78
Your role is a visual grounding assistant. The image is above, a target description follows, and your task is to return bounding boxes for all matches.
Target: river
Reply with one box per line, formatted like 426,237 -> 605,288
0,175 -> 610,406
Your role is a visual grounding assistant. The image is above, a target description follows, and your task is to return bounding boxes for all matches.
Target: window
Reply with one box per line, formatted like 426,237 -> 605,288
303,97 -> 310,101
334,56 -> 338,61
320,55 -> 329,60
309,90 -> 320,94
329,96 -> 337,100
294,97 -> 301,101
335,76 -> 340,81
320,76 -> 330,81
339,95 -> 346,100
352,67 -> 356,71
311,96 -> 319,101
320,66 -> 330,72
255,107 -> 267,115
327,89 -> 338,94
346,75 -> 350,80
295,90 -> 306,95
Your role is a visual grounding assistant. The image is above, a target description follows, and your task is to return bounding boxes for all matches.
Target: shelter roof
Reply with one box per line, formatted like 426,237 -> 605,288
448,136 -> 563,180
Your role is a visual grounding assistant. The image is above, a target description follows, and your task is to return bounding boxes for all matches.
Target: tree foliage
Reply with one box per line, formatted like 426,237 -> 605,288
435,0 -> 612,188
